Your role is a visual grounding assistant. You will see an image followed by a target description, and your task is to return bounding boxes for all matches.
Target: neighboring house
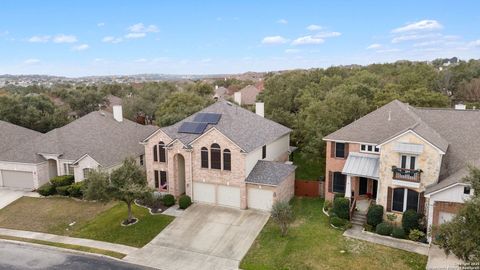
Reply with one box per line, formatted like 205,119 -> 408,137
213,86 -> 230,100
142,100 -> 296,211
0,105 -> 157,190
323,100 -> 478,242
234,85 -> 260,106
104,94 -> 123,113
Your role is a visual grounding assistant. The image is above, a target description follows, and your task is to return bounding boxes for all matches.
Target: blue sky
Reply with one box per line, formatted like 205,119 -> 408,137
1,0 -> 480,76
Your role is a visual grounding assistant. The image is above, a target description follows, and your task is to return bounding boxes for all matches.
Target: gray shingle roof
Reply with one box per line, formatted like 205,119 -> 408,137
238,85 -> 260,105
158,100 -> 292,153
0,111 -> 157,167
325,100 -> 480,193
0,120 -> 42,154
245,160 -> 296,186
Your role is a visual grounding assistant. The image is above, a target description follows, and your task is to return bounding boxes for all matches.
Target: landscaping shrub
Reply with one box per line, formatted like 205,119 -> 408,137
323,200 -> 332,212
56,185 -> 70,196
50,175 -> 74,187
408,229 -> 426,242
375,222 -> 393,236
332,197 -> 350,220
330,216 -> 348,228
163,194 -> 175,207
271,200 -> 294,236
363,223 -> 374,232
402,209 -> 419,233
37,183 -> 56,196
178,195 -> 192,209
367,204 -> 384,227
333,193 -> 344,200
67,182 -> 84,198
392,227 -> 406,239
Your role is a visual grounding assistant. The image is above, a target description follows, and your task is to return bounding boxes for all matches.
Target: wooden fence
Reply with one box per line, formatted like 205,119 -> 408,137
295,180 -> 324,197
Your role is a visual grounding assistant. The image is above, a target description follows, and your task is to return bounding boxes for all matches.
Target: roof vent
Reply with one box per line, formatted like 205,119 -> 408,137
455,104 -> 466,110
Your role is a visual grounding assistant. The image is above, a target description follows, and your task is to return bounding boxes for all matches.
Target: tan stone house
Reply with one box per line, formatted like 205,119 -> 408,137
323,100 -> 478,242
142,100 -> 296,211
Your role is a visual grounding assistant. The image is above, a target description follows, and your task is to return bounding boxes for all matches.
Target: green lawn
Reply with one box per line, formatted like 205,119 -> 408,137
241,197 -> 427,270
0,197 -> 174,248
292,151 -> 325,180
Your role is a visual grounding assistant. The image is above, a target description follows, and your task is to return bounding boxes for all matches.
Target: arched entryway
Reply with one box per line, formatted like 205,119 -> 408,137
174,154 -> 186,195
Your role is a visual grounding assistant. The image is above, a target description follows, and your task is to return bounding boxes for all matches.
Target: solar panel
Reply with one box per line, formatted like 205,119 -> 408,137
193,113 -> 221,124
178,122 -> 208,134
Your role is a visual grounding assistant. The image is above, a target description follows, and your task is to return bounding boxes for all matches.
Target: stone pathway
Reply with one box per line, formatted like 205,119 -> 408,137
343,225 -> 429,255
0,228 -> 138,255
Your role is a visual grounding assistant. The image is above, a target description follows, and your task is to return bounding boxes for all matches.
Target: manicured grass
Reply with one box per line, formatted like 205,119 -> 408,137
0,235 -> 125,259
240,197 -> 427,270
292,151 -> 325,180
72,203 -> 174,247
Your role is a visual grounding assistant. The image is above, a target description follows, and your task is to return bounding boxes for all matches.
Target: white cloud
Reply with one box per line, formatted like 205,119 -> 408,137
28,35 -> 50,43
377,48 -> 402,53
102,36 -> 122,43
306,24 -> 323,31
392,19 -> 442,33
97,22 -> 105,27
367,43 -> 382,49
277,19 -> 288,24
261,35 -> 288,45
125,32 -> 146,39
72,44 -> 89,51
391,33 -> 440,43
285,49 -> 300,54
134,58 -> 148,63
127,23 -> 159,33
292,35 -> 324,45
315,31 -> 341,38
23,58 -> 40,64
468,40 -> 480,47
53,34 -> 77,43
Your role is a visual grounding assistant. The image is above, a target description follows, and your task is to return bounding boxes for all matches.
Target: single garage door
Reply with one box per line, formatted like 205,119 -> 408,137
193,182 -> 216,204
217,185 -> 240,208
248,187 -> 273,211
1,170 -> 34,189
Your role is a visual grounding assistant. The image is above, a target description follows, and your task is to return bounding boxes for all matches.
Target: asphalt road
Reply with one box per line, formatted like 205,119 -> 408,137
0,241 -> 154,270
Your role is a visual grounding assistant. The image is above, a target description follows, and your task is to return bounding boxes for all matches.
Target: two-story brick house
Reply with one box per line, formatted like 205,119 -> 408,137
323,100 -> 478,242
142,100 -> 296,211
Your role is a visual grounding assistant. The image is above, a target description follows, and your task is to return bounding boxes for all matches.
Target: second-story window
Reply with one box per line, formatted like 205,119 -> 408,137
334,142 -> 347,158
158,141 -> 166,162
201,147 -> 209,168
223,149 -> 231,171
211,143 -> 221,169
262,145 -> 267,159
361,144 -> 380,153
153,145 -> 158,162
400,155 -> 416,172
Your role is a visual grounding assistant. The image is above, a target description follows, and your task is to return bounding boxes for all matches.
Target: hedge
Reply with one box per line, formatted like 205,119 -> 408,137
367,204 -> 384,227
330,216 -> 348,228
37,183 -> 56,196
375,222 -> 393,236
50,175 -> 74,187
392,227 -> 406,239
67,182 -> 84,198
402,209 -> 419,233
56,185 -> 70,196
179,195 -> 192,209
163,194 -> 175,207
332,197 -> 350,220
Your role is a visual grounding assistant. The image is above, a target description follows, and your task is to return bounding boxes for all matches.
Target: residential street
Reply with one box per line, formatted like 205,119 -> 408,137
0,241 -> 152,270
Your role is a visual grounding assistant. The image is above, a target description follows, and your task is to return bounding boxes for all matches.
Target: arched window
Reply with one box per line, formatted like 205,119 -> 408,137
223,149 -> 231,171
158,141 -> 166,162
153,145 -> 158,162
210,143 -> 221,169
201,147 -> 209,168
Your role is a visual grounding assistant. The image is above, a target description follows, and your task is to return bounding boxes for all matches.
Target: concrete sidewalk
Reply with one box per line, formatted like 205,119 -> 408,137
426,245 -> 464,270
0,228 -> 138,255
343,225 -> 429,255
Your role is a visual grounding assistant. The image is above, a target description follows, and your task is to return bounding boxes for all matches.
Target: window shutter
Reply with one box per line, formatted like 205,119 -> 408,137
418,192 -> 425,214
330,142 -> 335,158
344,143 -> 349,158
328,171 -> 333,193
387,187 -> 392,212
153,145 -> 158,162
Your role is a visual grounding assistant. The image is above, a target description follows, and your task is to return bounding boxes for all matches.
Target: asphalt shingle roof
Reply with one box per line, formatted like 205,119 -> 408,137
159,100 -> 292,153
0,120 -> 42,154
245,160 -> 296,186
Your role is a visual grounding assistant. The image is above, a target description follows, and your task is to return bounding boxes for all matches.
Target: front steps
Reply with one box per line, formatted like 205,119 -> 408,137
351,211 -> 367,226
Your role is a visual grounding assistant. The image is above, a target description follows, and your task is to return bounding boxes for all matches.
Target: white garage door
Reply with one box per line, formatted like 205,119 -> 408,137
217,185 -> 241,208
1,170 -> 34,189
248,187 -> 273,211
193,182 -> 216,204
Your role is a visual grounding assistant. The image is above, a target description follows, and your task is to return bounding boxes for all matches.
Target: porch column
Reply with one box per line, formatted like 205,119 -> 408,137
345,175 -> 352,198
375,180 -> 380,204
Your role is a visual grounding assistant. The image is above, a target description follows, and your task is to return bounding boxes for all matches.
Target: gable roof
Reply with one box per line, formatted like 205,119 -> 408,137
156,100 -> 291,153
245,160 -> 296,186
238,85 -> 260,105
0,111 -> 157,167
325,99 -> 480,191
0,120 -> 42,155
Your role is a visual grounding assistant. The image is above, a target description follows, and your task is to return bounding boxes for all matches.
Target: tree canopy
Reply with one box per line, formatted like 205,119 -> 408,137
155,92 -> 212,127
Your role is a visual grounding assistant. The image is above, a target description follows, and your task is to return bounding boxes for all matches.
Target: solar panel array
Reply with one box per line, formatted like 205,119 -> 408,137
193,113 -> 222,124
178,122 -> 208,134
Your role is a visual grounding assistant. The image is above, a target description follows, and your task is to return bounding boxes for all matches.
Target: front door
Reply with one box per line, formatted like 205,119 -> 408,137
359,177 -> 368,195
372,180 -> 378,199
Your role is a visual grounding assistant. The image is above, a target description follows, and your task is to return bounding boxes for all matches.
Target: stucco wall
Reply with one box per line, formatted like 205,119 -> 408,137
377,132 -> 443,211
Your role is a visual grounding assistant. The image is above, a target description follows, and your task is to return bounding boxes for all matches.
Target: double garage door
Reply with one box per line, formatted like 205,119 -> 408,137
192,182 -> 274,211
0,170 -> 34,189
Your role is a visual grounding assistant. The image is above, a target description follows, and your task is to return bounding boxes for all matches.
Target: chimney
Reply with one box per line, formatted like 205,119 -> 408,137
113,105 -> 123,122
255,102 -> 265,117
455,104 -> 466,110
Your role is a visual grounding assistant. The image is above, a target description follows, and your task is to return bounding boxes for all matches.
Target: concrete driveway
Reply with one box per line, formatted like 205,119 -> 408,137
0,188 -> 37,210
124,204 -> 269,270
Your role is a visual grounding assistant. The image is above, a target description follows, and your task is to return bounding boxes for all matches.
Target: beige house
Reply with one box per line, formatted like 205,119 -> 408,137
142,100 -> 296,211
323,100 -> 478,242
0,105 -> 156,189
